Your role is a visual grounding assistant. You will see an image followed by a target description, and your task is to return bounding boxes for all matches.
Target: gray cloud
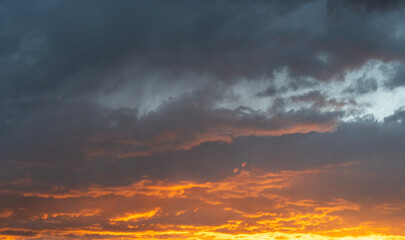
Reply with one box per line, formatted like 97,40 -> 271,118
2,0 -> 405,106
291,90 -> 351,109
2,1 -> 405,238
1,0 -> 405,203
0,87 -> 343,192
1,113 -> 405,237
386,64 -> 405,89
328,0 -> 405,14
344,76 -> 378,94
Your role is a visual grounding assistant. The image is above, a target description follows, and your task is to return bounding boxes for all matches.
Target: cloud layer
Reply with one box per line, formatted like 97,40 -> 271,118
1,0 -> 405,239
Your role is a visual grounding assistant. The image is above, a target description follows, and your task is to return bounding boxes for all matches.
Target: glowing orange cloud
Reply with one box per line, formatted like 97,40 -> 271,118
86,120 -> 339,159
1,161 -> 405,240
110,207 -> 160,222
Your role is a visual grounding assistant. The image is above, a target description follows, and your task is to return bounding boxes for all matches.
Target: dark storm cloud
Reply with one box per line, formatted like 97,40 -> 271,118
0,98 -> 404,196
384,107 -> 405,124
0,86 -> 343,193
328,0 -> 405,14
2,1 -> 405,238
0,0 -> 404,196
1,0 -> 404,200
1,112 -> 405,237
0,0 -> 313,101
2,0 -> 405,106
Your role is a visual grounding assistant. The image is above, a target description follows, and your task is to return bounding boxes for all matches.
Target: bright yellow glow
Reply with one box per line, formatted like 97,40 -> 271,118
1,164 -> 404,239
110,207 -> 160,222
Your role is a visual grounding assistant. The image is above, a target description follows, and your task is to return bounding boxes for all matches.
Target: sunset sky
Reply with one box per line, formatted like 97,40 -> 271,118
2,0 -> 405,239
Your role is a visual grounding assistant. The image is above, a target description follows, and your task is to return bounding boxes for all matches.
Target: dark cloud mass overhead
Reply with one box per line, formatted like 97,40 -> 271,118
1,1 -> 405,239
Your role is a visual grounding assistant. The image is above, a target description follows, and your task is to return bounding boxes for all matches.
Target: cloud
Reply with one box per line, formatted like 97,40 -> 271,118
2,1 -> 405,239
0,88 -> 342,194
291,90 -> 349,109
2,0 -> 405,108
328,0 -> 405,14
385,64 -> 405,89
1,109 -> 405,239
1,162 -> 405,239
343,76 -> 378,94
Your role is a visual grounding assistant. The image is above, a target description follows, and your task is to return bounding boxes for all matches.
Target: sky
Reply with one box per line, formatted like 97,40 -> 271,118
1,0 -> 405,239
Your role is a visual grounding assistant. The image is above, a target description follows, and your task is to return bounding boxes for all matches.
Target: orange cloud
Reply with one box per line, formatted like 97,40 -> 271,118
36,209 -> 101,220
1,163 -> 404,240
110,207 -> 160,222
86,115 -> 339,159
0,210 -> 13,218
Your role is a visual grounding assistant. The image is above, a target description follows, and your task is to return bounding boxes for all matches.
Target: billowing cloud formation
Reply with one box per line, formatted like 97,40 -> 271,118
1,0 -> 405,239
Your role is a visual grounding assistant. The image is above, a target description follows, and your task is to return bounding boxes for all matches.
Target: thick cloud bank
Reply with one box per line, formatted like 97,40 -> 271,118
1,0 -> 405,239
